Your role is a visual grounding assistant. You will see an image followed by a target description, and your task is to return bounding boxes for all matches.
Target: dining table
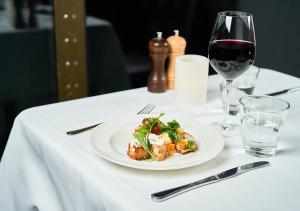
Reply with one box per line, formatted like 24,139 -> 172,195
1,68 -> 300,211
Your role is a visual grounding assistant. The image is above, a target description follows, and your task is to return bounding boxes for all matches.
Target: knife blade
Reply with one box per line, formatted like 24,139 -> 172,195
151,161 -> 270,202
266,86 -> 300,96
66,123 -> 102,135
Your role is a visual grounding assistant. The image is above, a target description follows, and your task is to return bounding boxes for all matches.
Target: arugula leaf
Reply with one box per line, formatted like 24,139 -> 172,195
159,120 -> 181,143
134,113 -> 165,159
167,130 -> 177,141
167,120 -> 180,129
134,128 -> 154,158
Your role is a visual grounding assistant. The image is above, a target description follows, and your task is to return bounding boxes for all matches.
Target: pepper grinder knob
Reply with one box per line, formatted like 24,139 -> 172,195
157,31 -> 162,39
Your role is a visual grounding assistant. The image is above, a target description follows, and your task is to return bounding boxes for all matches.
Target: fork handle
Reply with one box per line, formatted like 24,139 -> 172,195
66,123 -> 102,135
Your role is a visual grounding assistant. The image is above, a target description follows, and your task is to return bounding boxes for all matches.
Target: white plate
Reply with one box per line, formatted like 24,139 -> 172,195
90,115 -> 224,170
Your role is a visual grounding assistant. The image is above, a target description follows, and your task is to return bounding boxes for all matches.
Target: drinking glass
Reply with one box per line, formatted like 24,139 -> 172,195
208,11 -> 256,136
239,96 -> 290,157
220,65 -> 260,115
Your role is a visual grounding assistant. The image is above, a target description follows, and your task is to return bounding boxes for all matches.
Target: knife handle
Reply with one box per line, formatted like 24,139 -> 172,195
267,86 -> 300,96
151,175 -> 217,202
267,89 -> 288,96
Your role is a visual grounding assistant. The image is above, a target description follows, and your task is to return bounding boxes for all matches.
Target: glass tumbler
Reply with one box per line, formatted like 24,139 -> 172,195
239,95 -> 290,157
220,66 -> 260,116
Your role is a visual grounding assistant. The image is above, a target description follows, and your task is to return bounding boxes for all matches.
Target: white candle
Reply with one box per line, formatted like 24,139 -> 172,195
174,55 -> 209,105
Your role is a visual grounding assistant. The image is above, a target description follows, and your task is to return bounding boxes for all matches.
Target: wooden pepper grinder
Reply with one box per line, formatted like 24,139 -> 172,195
147,32 -> 168,93
167,30 -> 186,89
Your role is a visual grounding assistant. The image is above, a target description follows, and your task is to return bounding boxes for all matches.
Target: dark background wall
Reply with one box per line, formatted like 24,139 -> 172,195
86,0 -> 300,78
237,0 -> 300,78
86,0 -> 239,78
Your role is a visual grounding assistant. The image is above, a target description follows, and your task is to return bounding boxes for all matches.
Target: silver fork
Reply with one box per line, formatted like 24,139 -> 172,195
137,103 -> 156,115
66,103 -> 156,135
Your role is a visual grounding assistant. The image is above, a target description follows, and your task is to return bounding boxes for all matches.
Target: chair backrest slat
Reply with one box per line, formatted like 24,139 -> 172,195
53,0 -> 88,101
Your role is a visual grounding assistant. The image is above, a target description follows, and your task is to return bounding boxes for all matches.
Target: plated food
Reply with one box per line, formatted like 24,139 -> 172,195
90,114 -> 224,170
127,113 -> 197,161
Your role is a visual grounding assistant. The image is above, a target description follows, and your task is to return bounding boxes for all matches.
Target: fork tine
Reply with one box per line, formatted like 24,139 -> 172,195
143,104 -> 155,114
140,104 -> 153,114
137,104 -> 156,115
137,104 -> 151,114
141,104 -> 152,114
145,104 -> 156,114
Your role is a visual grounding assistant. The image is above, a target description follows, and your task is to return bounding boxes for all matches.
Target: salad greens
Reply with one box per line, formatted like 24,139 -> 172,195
134,113 -> 164,158
159,120 -> 181,143
134,126 -> 154,158
134,113 -> 183,158
133,113 -> 197,160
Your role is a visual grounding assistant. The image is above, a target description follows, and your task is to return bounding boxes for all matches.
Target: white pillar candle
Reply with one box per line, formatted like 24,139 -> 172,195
174,55 -> 209,105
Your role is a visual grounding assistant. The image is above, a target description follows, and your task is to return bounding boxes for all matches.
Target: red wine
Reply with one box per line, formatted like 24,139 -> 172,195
208,39 -> 255,80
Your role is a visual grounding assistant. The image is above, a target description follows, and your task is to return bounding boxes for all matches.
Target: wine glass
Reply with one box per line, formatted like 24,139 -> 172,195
208,11 -> 256,136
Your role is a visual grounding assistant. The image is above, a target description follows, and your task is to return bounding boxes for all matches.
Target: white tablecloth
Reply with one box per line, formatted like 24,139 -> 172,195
1,69 -> 300,211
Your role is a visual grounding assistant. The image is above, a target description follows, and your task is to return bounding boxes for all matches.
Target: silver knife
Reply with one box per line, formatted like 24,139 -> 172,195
66,123 -> 102,135
151,161 -> 270,202
266,86 -> 300,96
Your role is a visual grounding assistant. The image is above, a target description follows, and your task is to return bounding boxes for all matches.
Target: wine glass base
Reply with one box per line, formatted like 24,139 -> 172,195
215,122 -> 240,137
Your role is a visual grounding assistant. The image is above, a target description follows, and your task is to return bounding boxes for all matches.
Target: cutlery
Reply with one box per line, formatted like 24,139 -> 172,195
266,86 -> 300,96
151,161 -> 270,202
136,103 -> 156,115
66,123 -> 102,135
66,103 -> 156,135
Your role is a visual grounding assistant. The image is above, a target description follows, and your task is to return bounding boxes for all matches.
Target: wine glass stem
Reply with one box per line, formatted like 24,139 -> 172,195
223,80 -> 233,126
